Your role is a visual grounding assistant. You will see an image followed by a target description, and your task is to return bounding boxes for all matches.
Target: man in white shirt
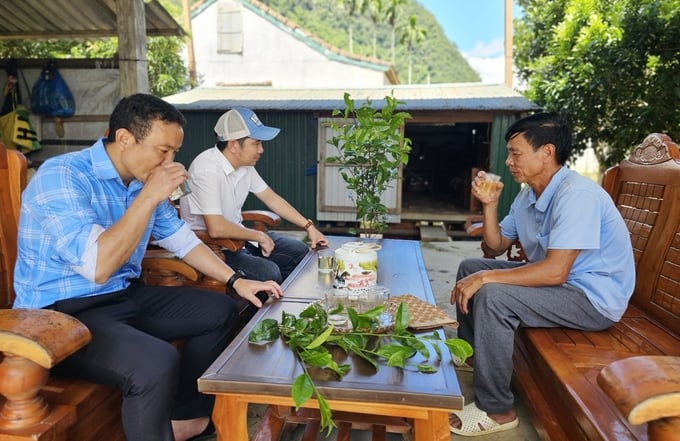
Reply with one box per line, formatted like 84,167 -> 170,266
180,108 -> 327,283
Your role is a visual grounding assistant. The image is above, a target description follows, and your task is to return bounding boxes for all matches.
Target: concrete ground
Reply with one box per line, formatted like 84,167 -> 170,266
216,238 -> 541,441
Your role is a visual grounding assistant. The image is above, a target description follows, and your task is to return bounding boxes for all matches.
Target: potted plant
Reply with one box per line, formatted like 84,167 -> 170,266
326,92 -> 412,237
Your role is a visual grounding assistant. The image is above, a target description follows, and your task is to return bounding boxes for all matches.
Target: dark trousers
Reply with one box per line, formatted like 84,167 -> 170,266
50,283 -> 239,441
456,257 -> 614,414
223,231 -> 309,283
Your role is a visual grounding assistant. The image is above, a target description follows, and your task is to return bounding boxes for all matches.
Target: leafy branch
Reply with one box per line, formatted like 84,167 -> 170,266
325,92 -> 412,236
248,301 -> 473,435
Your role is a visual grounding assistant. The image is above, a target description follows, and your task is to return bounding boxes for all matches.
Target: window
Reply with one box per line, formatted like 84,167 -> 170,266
217,0 -> 243,54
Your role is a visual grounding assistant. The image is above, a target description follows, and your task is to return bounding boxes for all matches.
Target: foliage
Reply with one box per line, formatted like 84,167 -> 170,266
326,93 -> 412,236
256,0 -> 480,84
248,301 -> 473,435
514,0 -> 680,168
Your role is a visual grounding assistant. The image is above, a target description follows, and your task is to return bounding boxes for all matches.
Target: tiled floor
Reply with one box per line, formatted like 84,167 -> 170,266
230,238 -> 541,441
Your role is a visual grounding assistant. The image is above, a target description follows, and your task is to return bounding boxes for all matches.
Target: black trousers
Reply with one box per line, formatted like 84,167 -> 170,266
49,283 -> 239,441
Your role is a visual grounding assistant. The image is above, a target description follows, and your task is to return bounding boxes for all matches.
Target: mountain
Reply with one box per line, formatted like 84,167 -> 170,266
257,0 -> 480,84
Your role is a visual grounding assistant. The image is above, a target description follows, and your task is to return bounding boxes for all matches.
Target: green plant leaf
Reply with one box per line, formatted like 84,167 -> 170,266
300,348 -> 333,368
417,364 -> 438,373
292,373 -> 314,409
305,324 -> 334,349
376,343 -> 416,367
445,338 -> 474,362
317,393 -> 337,436
248,318 -> 280,344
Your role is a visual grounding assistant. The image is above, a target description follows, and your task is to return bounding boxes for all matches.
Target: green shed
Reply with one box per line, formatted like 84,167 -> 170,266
165,84 -> 539,237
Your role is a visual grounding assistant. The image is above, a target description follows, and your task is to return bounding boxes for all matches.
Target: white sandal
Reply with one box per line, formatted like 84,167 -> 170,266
449,402 -> 518,437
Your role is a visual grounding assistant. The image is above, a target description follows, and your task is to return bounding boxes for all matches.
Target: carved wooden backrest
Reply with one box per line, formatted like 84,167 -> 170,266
0,141 -> 27,309
603,133 -> 680,334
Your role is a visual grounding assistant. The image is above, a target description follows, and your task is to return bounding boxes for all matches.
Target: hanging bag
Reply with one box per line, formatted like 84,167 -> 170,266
30,60 -> 75,118
0,66 -> 41,153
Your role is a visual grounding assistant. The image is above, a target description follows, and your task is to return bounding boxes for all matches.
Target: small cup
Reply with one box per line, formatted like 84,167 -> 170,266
318,249 -> 334,274
325,288 -> 348,312
169,181 -> 191,201
358,285 -> 390,313
477,172 -> 501,197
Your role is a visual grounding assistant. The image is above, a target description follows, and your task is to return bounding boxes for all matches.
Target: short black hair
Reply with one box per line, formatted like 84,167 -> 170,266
106,93 -> 186,143
505,112 -> 573,165
216,137 -> 246,152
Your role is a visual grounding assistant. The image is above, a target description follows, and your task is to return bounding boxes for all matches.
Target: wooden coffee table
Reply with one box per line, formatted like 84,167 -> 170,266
198,237 -> 464,440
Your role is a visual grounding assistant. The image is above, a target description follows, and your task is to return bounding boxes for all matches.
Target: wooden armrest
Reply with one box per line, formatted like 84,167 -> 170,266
0,309 -> 91,368
597,356 -> 680,425
194,230 -> 245,253
142,249 -> 201,282
192,211 -> 281,252
242,210 -> 281,231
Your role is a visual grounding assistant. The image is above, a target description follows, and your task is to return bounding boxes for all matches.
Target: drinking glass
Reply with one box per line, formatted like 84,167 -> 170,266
317,248 -> 333,274
169,181 -> 191,201
477,172 -> 501,198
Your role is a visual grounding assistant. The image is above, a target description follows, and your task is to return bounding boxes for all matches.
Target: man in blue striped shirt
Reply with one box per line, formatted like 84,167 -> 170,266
13,94 -> 282,441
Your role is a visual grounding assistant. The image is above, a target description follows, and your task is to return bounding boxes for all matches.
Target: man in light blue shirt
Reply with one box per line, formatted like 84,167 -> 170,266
448,112 -> 635,437
13,94 -> 282,441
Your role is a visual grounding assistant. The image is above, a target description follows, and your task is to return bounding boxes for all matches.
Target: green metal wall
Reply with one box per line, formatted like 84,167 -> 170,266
489,114 -> 521,219
176,110 -> 320,225
176,109 -> 525,225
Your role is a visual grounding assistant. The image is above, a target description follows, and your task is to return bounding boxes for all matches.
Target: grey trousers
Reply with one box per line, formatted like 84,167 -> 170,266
456,257 -> 614,414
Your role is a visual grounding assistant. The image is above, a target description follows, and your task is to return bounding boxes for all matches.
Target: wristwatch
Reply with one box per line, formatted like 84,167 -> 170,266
226,270 -> 247,290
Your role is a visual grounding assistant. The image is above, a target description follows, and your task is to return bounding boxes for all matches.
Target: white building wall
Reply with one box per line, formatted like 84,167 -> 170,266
192,2 -> 387,88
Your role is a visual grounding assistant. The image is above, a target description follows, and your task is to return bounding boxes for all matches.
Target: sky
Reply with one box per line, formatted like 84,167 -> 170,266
417,0 -> 518,84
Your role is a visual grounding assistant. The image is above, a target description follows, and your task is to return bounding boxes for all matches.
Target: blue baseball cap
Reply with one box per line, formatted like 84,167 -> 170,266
214,107 -> 280,141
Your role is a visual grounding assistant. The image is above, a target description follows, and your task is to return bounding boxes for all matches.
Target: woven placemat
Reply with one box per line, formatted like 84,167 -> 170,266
387,294 -> 458,330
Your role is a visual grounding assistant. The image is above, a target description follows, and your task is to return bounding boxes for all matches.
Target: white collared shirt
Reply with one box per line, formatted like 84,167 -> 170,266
180,146 -> 268,229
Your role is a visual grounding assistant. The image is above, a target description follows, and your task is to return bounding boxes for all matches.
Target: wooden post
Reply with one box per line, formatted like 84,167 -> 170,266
182,0 -> 197,85
504,0 -> 513,88
116,0 -> 149,96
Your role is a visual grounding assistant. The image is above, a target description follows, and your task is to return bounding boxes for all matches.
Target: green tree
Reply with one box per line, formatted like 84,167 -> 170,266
399,15 -> 427,84
367,0 -> 386,58
336,0 -> 368,53
514,0 -> 680,168
384,0 -> 408,62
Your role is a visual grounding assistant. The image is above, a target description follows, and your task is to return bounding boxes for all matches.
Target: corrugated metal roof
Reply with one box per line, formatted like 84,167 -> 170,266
164,83 -> 539,112
0,0 -> 184,40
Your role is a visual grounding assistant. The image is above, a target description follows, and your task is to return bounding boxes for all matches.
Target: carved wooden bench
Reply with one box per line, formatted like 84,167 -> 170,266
505,133 -> 680,441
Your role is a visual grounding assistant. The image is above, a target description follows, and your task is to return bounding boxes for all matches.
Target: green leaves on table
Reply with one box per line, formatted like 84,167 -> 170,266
248,301 -> 473,435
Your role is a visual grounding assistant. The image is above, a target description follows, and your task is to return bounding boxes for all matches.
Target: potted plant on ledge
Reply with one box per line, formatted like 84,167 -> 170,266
326,92 -> 412,237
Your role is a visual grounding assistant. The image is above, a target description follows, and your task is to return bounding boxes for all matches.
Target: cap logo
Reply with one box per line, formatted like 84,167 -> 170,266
250,113 -> 263,127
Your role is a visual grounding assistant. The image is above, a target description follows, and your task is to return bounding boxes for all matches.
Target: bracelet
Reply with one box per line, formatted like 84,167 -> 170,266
226,270 -> 246,290
303,219 -> 313,230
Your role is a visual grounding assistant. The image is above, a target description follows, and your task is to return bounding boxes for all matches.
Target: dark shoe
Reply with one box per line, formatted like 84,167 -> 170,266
187,420 -> 215,441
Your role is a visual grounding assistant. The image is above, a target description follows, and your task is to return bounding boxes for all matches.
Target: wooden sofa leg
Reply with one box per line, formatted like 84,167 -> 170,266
0,353 -> 50,429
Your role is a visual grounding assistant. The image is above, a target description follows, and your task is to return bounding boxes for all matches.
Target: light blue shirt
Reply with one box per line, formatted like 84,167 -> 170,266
500,167 -> 635,321
13,139 -> 200,309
